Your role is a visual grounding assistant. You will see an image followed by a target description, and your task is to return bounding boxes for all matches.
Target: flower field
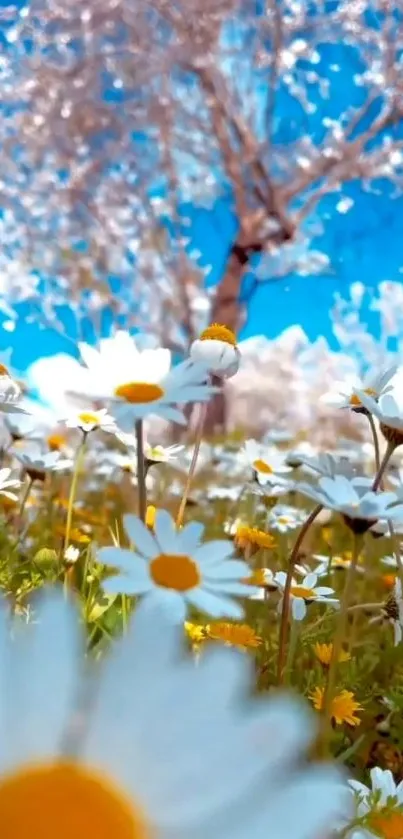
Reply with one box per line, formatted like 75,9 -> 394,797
2,323 -> 403,838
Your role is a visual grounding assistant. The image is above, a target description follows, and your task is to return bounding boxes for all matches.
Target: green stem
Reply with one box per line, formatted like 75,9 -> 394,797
277,504 -> 323,685
176,403 -> 207,527
318,533 -> 362,756
366,412 -> 380,474
285,619 -> 299,685
18,476 -> 33,519
372,440 -> 395,491
63,436 -> 87,555
135,420 -> 147,522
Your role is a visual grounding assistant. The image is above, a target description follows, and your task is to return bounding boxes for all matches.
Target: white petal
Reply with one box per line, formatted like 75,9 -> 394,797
0,588 -> 80,773
154,509 -> 179,554
185,588 -> 244,619
292,598 -> 306,620
203,560 -> 250,581
193,541 -> 234,566
175,521 -> 204,552
102,574 -> 153,596
97,547 -> 145,574
123,514 -> 158,558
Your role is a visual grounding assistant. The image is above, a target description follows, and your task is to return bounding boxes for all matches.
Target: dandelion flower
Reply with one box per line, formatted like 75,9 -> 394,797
0,588 -> 349,839
190,323 -> 240,378
98,509 -> 257,621
313,643 -> 351,667
310,687 -> 362,726
206,622 -> 262,651
235,524 -> 276,553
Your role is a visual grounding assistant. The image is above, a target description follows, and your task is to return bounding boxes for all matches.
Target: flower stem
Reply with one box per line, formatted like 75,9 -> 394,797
277,503 -> 323,685
318,533 -> 362,756
18,476 -> 33,519
135,419 -> 147,523
372,440 -> 395,491
366,412 -> 380,474
176,403 -> 207,528
63,436 -> 86,555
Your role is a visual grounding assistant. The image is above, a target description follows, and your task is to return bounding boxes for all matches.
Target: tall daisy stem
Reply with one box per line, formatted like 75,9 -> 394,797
18,476 -> 33,520
372,441 -> 395,491
176,403 -> 207,528
135,420 -> 147,523
366,412 -> 381,474
318,533 -> 362,756
277,504 -> 323,685
63,436 -> 87,555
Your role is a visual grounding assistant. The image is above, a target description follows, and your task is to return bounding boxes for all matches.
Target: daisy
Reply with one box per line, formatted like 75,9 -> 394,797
268,504 -> 307,533
79,332 -> 215,427
115,430 -> 184,465
313,553 -> 365,575
383,578 -> 403,645
241,439 -> 292,486
296,475 -> 403,527
98,509 -> 257,621
0,371 -> 27,415
0,468 -> 21,501
349,767 -> 403,839
275,571 -> 338,620
14,448 -> 73,482
321,365 -> 396,411
0,588 -> 350,839
290,451 -> 358,480
190,323 -> 240,378
63,409 -> 117,435
355,386 -> 403,446
310,687 -> 362,726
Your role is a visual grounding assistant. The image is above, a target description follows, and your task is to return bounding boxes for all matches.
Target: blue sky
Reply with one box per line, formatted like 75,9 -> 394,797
1,1 -> 403,370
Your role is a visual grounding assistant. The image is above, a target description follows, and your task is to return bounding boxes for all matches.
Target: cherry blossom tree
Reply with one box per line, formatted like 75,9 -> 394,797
1,0 -> 403,428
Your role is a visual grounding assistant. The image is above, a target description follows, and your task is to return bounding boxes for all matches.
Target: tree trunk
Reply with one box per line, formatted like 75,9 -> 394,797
204,240 -> 262,436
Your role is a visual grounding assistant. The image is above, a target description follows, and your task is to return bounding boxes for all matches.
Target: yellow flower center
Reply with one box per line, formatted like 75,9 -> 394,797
0,761 -> 152,839
370,808 -> 403,839
349,387 -> 376,407
277,516 -> 292,525
150,553 -> 200,591
252,458 -> 273,474
114,383 -> 164,404
199,323 -> 236,346
47,434 -> 66,452
0,363 -> 9,376
313,642 -> 351,666
78,412 -> 101,426
291,586 -> 317,599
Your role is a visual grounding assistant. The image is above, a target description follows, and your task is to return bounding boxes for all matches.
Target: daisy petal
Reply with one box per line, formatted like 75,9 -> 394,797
123,514 -> 158,558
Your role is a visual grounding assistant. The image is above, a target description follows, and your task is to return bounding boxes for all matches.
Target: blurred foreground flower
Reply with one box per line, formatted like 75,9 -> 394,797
0,589 -> 350,839
98,509 -> 256,621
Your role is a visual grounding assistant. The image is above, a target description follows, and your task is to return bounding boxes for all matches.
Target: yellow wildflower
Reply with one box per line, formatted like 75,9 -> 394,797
310,686 -> 362,726
184,622 -> 207,645
145,505 -> 156,530
235,525 -> 276,552
206,622 -> 261,651
313,643 -> 351,667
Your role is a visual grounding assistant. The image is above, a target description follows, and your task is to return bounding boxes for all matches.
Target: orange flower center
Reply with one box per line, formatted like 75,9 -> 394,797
370,808 -> 403,839
199,323 -> 236,346
114,383 -> 164,404
0,761 -> 152,839
349,387 -> 376,407
150,553 -> 200,591
291,586 -> 316,599
47,434 -> 66,452
252,458 -> 273,474
0,363 -> 10,376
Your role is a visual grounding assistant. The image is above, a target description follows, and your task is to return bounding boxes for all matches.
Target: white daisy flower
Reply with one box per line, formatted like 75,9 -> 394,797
115,430 -> 184,464
289,451 -> 357,480
98,510 -> 257,621
0,467 -> 21,500
268,505 -> 307,533
207,484 -> 245,501
349,766 -> 403,839
78,332 -> 215,426
296,475 -> 403,524
0,589 -> 349,839
63,545 -> 80,564
356,387 -> 403,441
275,571 -> 339,621
322,365 -> 396,411
313,553 -> 365,575
190,324 -> 240,378
241,439 -> 292,486
14,448 -> 73,481
64,409 -> 117,435
0,371 -> 27,415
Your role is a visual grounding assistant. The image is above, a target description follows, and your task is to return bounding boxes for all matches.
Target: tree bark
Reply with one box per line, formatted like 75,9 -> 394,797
204,240 -> 263,435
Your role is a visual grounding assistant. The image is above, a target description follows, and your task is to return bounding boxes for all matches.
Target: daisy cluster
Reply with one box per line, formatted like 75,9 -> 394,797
2,327 -> 403,836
